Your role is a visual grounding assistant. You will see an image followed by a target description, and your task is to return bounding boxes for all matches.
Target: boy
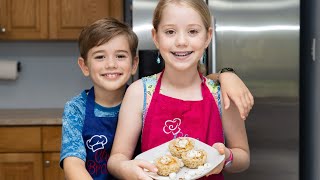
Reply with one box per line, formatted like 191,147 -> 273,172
60,17 -> 139,180
60,17 -> 252,180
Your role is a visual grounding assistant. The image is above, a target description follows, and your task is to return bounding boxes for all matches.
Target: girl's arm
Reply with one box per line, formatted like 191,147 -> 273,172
221,99 -> 250,173
63,157 -> 93,180
207,99 -> 250,176
107,80 -> 157,180
207,71 -> 254,120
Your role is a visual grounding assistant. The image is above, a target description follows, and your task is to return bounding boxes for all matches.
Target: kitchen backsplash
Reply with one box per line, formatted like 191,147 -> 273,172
0,41 -> 92,109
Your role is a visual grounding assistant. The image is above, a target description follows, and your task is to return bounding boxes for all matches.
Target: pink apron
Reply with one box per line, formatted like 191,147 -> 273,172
142,72 -> 224,180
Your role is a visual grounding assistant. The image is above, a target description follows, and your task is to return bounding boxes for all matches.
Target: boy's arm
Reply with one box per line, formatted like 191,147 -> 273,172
63,157 -> 93,180
207,71 -> 254,120
60,102 -> 91,179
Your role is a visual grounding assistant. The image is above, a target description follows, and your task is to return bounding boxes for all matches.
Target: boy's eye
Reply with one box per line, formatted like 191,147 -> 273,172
94,55 -> 105,59
116,54 -> 127,59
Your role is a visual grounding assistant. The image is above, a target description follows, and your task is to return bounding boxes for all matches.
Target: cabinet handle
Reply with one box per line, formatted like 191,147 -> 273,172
0,27 -> 5,33
44,160 -> 50,167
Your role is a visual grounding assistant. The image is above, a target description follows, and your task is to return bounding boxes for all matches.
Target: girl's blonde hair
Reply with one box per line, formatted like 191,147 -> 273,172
152,0 -> 211,74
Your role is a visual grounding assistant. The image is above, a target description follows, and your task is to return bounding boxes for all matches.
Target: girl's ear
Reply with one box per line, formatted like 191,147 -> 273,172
131,56 -> 139,75
78,57 -> 90,77
205,27 -> 213,48
151,28 -> 160,49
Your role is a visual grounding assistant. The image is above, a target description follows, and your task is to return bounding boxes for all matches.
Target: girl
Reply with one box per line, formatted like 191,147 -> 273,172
108,0 -> 250,179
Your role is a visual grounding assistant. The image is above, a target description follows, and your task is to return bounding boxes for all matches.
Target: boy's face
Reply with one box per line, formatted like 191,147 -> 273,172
78,35 -> 138,92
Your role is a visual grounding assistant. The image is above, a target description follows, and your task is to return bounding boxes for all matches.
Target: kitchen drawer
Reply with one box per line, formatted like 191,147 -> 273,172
0,127 -> 41,152
42,126 -> 61,152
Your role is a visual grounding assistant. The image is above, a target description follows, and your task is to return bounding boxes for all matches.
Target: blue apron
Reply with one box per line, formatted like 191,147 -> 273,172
82,87 -> 118,180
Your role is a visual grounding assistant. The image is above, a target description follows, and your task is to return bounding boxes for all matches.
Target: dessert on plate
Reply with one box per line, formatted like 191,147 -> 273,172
181,149 -> 207,169
155,155 -> 180,176
169,137 -> 194,158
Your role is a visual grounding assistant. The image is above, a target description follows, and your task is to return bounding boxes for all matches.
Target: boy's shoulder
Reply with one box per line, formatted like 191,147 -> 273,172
64,90 -> 87,112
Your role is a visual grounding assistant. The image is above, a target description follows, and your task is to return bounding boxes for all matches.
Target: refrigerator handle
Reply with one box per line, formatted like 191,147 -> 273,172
208,16 -> 217,74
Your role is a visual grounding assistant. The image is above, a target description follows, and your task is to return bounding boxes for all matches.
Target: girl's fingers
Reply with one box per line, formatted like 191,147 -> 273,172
212,143 -> 226,154
136,160 -> 158,173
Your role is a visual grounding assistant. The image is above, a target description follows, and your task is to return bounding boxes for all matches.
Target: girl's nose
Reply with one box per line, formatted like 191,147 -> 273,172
175,32 -> 188,47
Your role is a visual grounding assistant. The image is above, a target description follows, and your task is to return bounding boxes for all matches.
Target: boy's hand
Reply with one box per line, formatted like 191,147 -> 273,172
207,72 -> 254,120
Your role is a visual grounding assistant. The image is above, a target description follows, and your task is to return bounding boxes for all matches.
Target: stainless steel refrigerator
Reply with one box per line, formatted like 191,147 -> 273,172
130,0 -> 299,179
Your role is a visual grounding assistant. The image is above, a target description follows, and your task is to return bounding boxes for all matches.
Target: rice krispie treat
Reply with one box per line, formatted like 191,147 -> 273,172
169,137 -> 194,158
181,149 -> 207,169
155,155 -> 180,176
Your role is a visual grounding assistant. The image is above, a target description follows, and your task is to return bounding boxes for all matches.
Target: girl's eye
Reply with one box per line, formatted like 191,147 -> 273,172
189,29 -> 199,35
165,30 -> 175,35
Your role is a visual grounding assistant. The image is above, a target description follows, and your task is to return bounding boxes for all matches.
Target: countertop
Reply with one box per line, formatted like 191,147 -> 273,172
0,109 -> 63,126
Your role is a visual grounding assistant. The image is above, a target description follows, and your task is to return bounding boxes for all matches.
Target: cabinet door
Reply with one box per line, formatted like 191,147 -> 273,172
0,0 -> 48,40
43,153 -> 64,180
42,126 -> 62,152
0,153 -> 43,180
49,0 -> 123,40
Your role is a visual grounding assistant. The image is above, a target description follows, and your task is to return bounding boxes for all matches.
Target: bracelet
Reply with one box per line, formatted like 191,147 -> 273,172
219,67 -> 236,75
215,68 -> 236,85
224,148 -> 233,168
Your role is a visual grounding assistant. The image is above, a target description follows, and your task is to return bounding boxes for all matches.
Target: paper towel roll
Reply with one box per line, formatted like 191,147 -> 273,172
0,60 -> 21,80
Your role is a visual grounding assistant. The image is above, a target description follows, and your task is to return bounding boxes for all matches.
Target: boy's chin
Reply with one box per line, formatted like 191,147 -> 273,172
101,83 -> 127,92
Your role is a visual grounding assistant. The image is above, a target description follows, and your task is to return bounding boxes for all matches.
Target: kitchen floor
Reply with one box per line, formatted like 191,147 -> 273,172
225,97 -> 299,180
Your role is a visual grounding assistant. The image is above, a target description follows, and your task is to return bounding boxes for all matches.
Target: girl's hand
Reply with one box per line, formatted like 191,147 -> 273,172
218,72 -> 254,120
206,143 -> 229,176
120,159 -> 158,180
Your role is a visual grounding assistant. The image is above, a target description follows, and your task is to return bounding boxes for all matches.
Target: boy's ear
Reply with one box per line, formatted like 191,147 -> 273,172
131,56 -> 139,75
78,57 -> 90,77
151,28 -> 159,49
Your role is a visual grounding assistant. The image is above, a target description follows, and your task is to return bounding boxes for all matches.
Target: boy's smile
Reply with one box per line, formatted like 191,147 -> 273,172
101,72 -> 123,80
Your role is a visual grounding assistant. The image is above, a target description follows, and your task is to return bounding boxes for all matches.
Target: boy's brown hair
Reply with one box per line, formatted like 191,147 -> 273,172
78,17 -> 138,63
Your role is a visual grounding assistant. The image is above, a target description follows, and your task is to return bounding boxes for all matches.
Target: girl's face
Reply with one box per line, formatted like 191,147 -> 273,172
152,3 -> 212,72
78,35 -> 138,93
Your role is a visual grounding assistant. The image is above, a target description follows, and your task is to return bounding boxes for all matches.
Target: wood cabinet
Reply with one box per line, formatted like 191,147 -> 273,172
0,153 -> 43,180
0,126 -> 64,180
43,153 -> 64,180
0,0 -> 123,40
0,0 -> 47,40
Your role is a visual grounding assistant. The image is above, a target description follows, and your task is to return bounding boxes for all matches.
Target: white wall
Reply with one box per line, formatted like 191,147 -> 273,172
0,41 -> 92,109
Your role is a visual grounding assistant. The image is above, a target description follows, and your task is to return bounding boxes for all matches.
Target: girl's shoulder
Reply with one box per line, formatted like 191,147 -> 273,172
141,74 -> 158,94
204,77 -> 222,115
203,77 -> 220,95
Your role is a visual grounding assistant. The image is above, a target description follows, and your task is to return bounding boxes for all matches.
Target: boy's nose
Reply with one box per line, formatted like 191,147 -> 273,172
105,59 -> 118,68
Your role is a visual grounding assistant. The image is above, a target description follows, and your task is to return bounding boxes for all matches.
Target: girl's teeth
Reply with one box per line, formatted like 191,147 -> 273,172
173,52 -> 192,56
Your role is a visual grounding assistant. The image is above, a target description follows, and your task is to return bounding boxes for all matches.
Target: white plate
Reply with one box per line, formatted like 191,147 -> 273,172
134,137 -> 225,180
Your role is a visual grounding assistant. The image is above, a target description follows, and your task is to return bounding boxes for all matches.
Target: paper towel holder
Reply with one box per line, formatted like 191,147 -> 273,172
17,62 -> 21,72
